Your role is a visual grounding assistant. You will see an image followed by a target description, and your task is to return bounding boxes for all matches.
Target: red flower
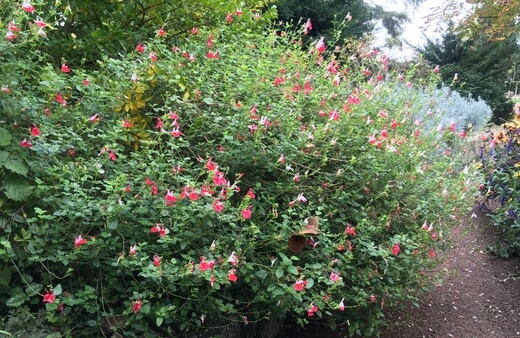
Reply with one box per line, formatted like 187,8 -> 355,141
109,151 -> 116,161
132,299 -> 142,314
241,206 -> 252,219
307,303 -> 318,317
370,294 -> 376,302
206,51 -> 219,59
392,243 -> 400,256
165,190 -> 177,205
228,268 -> 238,282
61,63 -> 70,73
345,224 -> 356,236
294,279 -> 307,291
206,158 -> 217,171
42,290 -> 56,303
153,254 -> 161,267
150,224 -> 166,237
55,93 -> 66,105
20,138 -> 32,148
157,27 -> 166,37
74,234 -> 87,249
135,43 -> 145,54
198,256 -> 215,271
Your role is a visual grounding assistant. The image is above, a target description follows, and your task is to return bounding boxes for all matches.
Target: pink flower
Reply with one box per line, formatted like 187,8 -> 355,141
61,63 -> 71,73
329,270 -> 341,282
30,124 -> 41,137
246,188 -> 256,199
171,127 -> 183,138
235,8 -> 243,16
5,31 -> 17,41
228,252 -> 238,265
228,268 -> 238,282
278,154 -> 285,164
122,120 -> 134,128
132,299 -> 142,314
207,34 -> 214,48
241,206 -> 252,219
135,43 -> 145,54
213,170 -> 227,186
370,294 -> 376,302
198,256 -> 215,271
42,290 -> 56,303
153,254 -> 161,267
148,52 -> 157,62
294,279 -> 308,291
34,18 -> 46,28
165,190 -> 177,205
22,1 -> 35,13
83,78 -> 90,86
296,193 -> 306,203
212,199 -> 224,212
8,22 -> 19,32
129,244 -> 137,256
453,73 -> 459,81
392,243 -> 400,256
434,65 -> 440,73
206,158 -> 217,171
316,37 -> 325,53
226,13 -> 233,24
429,249 -> 435,258
19,138 -> 32,148
74,234 -> 87,249
89,114 -> 102,123
338,298 -> 345,311
109,151 -> 116,161
381,129 -> 388,138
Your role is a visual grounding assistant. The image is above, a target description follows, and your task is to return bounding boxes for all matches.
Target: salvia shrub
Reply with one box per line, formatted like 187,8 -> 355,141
1,2 -> 482,337
478,114 -> 520,257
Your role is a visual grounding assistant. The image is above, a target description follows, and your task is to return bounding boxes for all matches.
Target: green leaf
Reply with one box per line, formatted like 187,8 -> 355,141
53,284 -> 62,296
255,269 -> 268,279
3,157 -> 29,177
0,128 -> 12,146
275,268 -> 284,279
306,278 -> 314,289
6,291 -> 29,307
0,151 -> 9,164
203,97 -> 214,105
156,317 -> 164,327
287,266 -> 298,275
0,266 -> 12,286
2,173 -> 33,201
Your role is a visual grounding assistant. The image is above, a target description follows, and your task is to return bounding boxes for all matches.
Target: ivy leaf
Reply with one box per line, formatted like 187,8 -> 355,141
3,157 -> 29,177
2,173 -> 33,201
0,127 -> 12,146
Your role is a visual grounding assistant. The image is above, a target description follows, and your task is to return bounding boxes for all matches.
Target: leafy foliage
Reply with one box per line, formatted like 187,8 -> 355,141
0,2 -> 483,338
420,31 -> 519,123
478,114 -> 520,257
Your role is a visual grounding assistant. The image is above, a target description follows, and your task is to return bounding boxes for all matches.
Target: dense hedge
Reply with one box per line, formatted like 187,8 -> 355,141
1,2 -> 483,337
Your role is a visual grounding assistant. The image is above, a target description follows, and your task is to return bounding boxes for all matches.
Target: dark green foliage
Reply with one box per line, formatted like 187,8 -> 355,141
420,29 -> 519,123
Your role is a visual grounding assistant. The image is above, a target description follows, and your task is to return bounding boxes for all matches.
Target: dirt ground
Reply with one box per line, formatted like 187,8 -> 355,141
379,209 -> 520,338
